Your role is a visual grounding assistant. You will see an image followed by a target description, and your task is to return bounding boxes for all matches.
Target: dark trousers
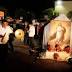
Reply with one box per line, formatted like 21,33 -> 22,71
0,44 -> 8,64
8,42 -> 14,53
28,37 -> 35,49
24,33 -> 29,45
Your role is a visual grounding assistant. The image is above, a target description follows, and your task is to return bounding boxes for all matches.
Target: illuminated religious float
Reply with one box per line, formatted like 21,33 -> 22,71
42,14 -> 72,61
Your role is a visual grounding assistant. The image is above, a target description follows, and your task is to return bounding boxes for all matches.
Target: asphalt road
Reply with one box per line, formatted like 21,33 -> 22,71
7,39 -> 72,72
8,49 -> 72,72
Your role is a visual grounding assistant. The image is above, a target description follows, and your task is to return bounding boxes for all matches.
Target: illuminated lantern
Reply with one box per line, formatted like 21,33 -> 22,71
15,29 -> 24,41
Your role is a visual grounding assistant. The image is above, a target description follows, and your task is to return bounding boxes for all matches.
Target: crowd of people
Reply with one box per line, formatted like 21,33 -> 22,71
0,13 -> 71,63
0,16 -> 50,64
0,13 -> 72,63
6,16 -> 49,48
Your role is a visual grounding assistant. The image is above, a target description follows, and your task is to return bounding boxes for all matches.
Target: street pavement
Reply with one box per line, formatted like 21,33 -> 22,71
7,39 -> 72,72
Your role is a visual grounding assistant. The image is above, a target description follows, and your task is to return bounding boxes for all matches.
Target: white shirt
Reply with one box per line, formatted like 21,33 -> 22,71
28,25 -> 35,37
0,25 -> 13,44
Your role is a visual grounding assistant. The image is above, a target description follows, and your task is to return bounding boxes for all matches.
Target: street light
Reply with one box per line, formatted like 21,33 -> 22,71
55,0 -> 63,6
55,0 -> 65,14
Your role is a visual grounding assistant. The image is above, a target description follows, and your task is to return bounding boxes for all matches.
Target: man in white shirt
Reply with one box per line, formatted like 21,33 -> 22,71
28,24 -> 35,37
0,20 -> 13,64
28,24 -> 35,49
0,20 -> 13,44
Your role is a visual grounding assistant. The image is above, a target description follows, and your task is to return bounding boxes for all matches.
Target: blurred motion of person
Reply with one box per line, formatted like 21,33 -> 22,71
31,19 -> 41,52
32,19 -> 41,49
28,23 -> 40,63
6,16 -> 14,28
32,19 -> 39,39
28,23 -> 35,50
15,18 -> 23,30
24,21 -> 29,45
38,22 -> 44,46
0,20 -> 13,64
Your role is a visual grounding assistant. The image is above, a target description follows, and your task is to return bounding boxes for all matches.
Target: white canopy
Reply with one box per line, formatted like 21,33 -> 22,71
43,14 -> 71,49
43,23 -> 50,49
54,14 -> 70,21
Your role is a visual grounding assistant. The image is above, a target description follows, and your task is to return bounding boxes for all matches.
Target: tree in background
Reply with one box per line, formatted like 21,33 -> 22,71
15,8 -> 26,19
41,8 -> 59,20
15,8 -> 36,21
67,11 -> 72,21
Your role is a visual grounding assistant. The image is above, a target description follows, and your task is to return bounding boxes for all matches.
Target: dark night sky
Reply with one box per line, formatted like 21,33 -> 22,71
0,0 -> 55,16
0,0 -> 72,16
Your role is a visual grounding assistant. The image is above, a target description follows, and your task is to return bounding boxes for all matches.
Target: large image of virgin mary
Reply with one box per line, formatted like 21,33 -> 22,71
43,14 -> 71,50
55,23 -> 66,44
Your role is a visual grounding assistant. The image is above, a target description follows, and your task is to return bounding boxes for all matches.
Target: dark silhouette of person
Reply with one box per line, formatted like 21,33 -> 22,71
8,33 -> 15,53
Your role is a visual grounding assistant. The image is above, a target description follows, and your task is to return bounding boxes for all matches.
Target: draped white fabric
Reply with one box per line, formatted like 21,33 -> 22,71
42,23 -> 50,49
42,14 -> 71,50
54,14 -> 70,21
